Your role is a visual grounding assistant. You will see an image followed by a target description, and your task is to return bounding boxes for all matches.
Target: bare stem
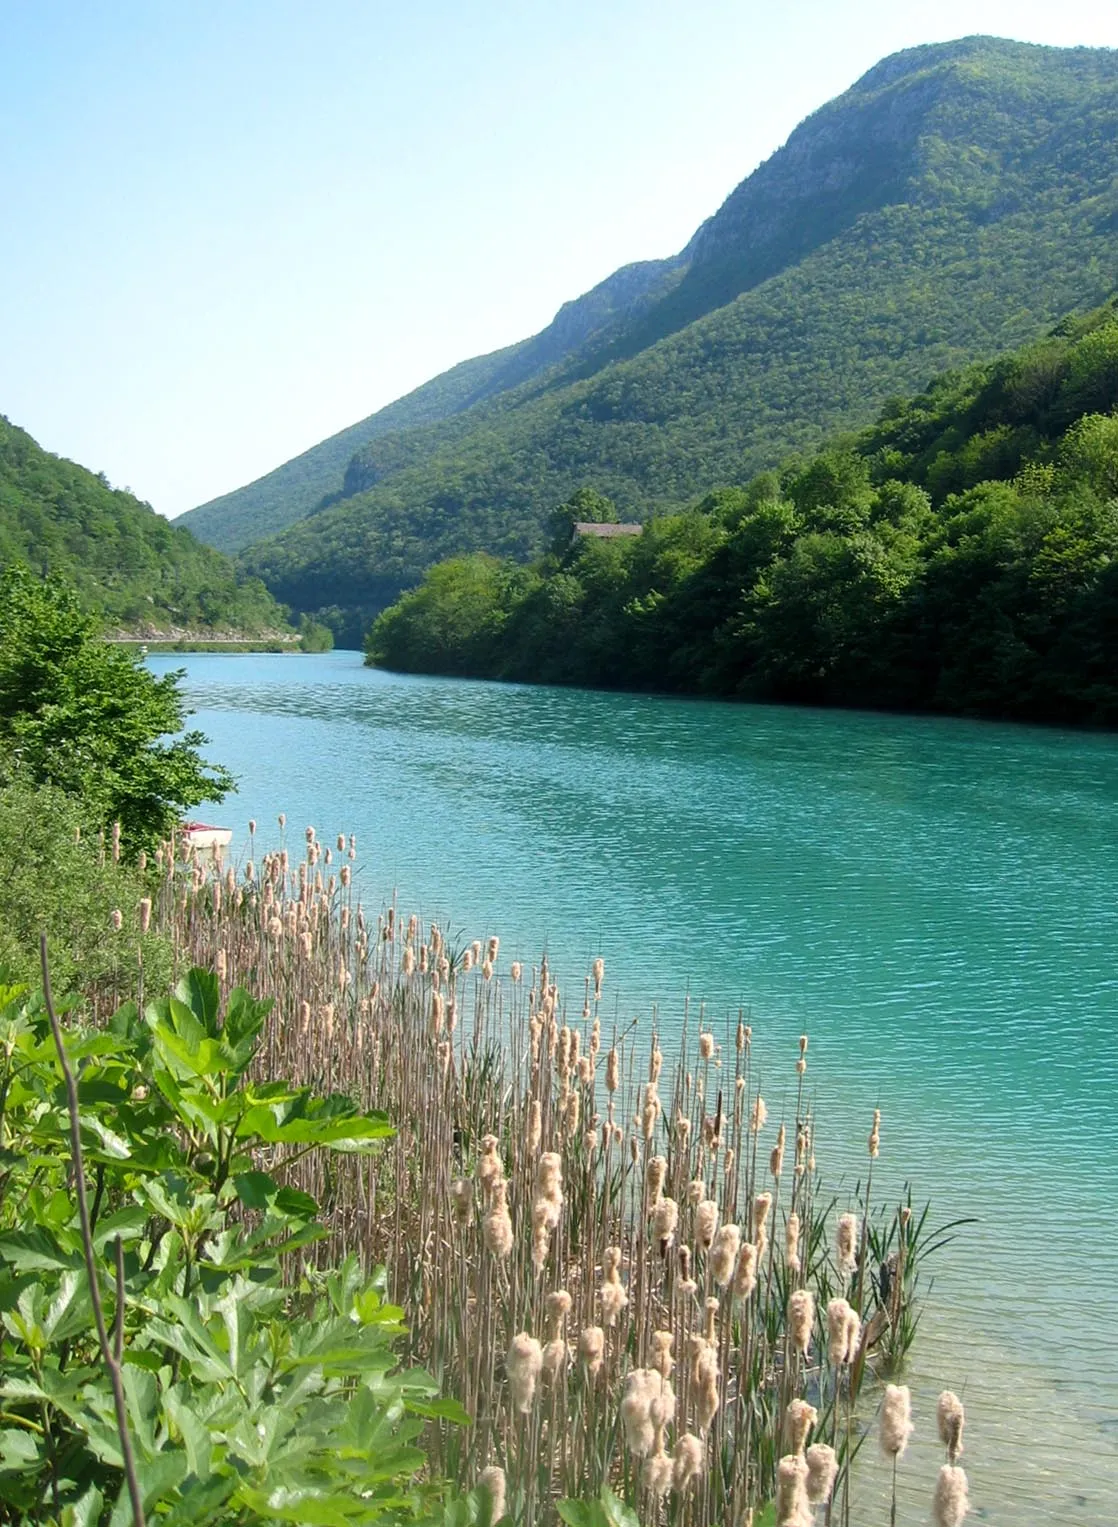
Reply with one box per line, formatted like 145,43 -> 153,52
41,934 -> 146,1527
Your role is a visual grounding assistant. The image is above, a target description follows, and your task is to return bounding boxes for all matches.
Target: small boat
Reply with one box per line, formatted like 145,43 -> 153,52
181,821 -> 233,855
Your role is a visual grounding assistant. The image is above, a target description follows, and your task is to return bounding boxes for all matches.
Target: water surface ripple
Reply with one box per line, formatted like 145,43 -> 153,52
154,652 -> 1118,1524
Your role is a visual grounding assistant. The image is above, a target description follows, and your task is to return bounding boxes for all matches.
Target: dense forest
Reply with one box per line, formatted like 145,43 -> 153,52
0,415 -> 290,633
186,38 -> 1118,645
367,302 -> 1118,725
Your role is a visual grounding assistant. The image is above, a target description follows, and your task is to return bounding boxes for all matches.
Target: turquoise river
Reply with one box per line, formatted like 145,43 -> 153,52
152,649 -> 1118,1525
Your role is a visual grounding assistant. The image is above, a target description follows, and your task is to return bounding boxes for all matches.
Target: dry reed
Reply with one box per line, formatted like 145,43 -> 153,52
152,823 -> 964,1524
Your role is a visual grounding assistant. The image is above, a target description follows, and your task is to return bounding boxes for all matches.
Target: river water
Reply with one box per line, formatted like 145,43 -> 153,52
152,649 -> 1118,1524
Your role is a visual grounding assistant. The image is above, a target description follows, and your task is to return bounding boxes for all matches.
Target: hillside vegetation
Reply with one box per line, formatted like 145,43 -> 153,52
0,415 -> 289,633
367,302 -> 1118,725
198,37 -> 1118,643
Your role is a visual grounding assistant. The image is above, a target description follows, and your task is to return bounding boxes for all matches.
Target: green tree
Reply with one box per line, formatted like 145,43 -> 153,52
0,564 -> 233,849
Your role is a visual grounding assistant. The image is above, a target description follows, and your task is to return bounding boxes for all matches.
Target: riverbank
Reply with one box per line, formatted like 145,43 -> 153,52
111,636 -> 301,651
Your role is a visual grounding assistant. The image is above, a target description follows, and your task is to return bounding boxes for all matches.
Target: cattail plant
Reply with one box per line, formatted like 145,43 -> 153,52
150,816 -> 958,1527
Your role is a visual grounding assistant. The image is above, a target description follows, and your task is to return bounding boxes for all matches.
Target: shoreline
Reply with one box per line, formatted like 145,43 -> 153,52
110,637 -> 305,652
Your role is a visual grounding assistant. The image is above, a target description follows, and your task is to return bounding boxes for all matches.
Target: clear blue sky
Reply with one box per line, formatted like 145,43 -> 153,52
2,1 -> 1116,519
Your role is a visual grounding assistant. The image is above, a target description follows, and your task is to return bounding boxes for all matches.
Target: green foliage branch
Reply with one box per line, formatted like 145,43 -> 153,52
0,963 -> 476,1525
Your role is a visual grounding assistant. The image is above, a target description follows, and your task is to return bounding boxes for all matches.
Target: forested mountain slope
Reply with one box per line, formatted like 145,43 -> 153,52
368,300 -> 1118,725
0,416 -> 288,633
203,36 -> 1116,643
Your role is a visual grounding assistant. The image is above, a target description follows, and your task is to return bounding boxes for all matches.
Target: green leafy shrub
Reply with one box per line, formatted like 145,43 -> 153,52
0,777 -> 171,1004
0,967 -> 464,1525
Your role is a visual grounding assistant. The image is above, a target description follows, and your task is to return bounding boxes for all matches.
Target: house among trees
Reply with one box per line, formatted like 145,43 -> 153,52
571,520 -> 642,540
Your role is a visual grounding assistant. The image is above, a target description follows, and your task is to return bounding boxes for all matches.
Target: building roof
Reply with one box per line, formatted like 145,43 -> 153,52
572,521 -> 643,538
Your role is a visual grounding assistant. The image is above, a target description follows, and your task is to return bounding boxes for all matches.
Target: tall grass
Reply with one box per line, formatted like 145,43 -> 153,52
155,822 -> 965,1525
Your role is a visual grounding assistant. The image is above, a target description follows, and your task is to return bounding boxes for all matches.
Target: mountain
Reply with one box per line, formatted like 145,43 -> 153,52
0,415 -> 290,635
185,36 -> 1118,644
367,298 -> 1118,725
179,253 -> 686,555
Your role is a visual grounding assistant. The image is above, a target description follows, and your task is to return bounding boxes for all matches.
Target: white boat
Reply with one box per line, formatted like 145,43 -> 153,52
181,821 -> 233,855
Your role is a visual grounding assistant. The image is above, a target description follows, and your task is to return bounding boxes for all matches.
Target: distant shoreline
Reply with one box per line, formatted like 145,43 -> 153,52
107,637 -> 304,653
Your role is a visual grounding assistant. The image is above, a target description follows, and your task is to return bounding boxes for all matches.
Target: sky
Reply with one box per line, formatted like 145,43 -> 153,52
2,1 -> 1117,520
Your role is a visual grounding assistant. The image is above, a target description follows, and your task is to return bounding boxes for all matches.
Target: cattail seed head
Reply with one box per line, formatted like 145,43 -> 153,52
506,1334 -> 543,1412
620,1369 -> 658,1456
750,1096 -> 768,1133
579,1325 -> 605,1376
869,1108 -> 881,1158
138,897 -> 152,933
695,1198 -> 719,1249
545,1288 -> 572,1329
592,955 -> 604,998
483,1184 -> 513,1259
776,1453 -> 811,1527
650,1195 -> 678,1254
788,1288 -> 815,1357
478,1135 -> 504,1198
827,1298 -> 858,1366
937,1391 -> 965,1462
933,1464 -> 970,1527
734,1240 -> 758,1299
698,1031 -> 715,1060
650,1329 -> 674,1379
647,1155 -> 667,1198
605,1046 -> 619,1092
476,1459 -> 507,1520
672,1433 -> 704,1492
600,1246 -> 629,1324
836,1212 -> 859,1279
880,1383 -> 914,1457
770,1122 -> 786,1177
752,1191 -> 772,1238
703,1296 -> 719,1345
542,1338 -> 567,1379
711,1223 -> 741,1286
642,1444 -> 673,1497
805,1443 -> 839,1506
110,908 -> 123,931
786,1398 -> 818,1455
785,1211 -> 801,1272
693,1342 -> 720,1430
527,1098 -> 542,1152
